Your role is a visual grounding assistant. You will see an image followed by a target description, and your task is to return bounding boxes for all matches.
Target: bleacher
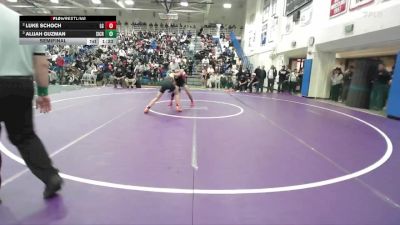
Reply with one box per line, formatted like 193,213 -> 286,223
117,22 -> 243,37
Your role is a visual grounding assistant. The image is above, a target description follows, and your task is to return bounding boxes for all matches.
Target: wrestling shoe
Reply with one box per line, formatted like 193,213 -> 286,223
176,106 -> 182,112
190,101 -> 195,107
144,106 -> 150,113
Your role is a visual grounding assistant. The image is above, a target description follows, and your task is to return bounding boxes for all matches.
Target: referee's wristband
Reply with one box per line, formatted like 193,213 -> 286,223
37,86 -> 49,96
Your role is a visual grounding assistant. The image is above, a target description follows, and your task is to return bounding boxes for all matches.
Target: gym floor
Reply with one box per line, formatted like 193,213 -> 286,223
0,87 -> 399,225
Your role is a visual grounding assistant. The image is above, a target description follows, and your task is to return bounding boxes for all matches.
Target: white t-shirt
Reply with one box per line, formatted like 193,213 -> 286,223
331,73 -> 344,86
289,72 -> 297,82
215,74 -> 221,82
0,5 -> 46,76
209,74 -> 216,82
207,68 -> 214,74
127,48 -> 134,55
169,62 -> 180,71
118,49 -> 126,57
90,68 -> 98,76
268,69 -> 275,79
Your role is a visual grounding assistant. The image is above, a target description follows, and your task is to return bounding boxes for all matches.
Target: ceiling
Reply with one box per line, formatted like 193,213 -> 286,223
2,0 -> 243,23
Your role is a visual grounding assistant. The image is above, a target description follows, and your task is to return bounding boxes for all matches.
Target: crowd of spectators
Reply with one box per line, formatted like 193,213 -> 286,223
44,20 -> 260,94
46,30 -> 197,87
201,59 -> 304,95
329,63 -> 394,111
195,31 -> 304,94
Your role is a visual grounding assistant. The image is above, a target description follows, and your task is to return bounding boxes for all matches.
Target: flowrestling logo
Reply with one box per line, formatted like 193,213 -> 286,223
349,0 -> 374,10
51,16 -> 87,21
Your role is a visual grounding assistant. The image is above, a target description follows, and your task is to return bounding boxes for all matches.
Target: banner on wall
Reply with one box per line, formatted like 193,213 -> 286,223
284,19 -> 293,35
262,0 -> 270,22
261,23 -> 267,46
300,6 -> 313,26
349,0 -> 374,10
286,0 -> 313,16
330,0 -> 347,17
248,29 -> 256,49
268,19 -> 277,43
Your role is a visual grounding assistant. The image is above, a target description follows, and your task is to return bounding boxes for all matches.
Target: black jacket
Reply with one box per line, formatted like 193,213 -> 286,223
374,70 -> 391,84
254,68 -> 262,79
278,69 -> 288,81
261,69 -> 267,80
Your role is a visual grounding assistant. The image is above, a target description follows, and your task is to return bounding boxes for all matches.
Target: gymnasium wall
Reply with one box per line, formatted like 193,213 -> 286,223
242,0 -> 400,68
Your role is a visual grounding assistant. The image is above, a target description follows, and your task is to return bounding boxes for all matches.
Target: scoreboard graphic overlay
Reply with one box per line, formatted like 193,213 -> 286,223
20,16 -> 117,45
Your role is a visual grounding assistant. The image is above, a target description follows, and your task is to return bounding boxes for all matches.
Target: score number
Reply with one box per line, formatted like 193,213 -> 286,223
105,21 -> 117,30
99,22 -> 116,29
105,30 -> 116,38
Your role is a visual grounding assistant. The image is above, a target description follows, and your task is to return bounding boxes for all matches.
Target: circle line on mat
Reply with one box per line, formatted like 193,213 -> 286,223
149,100 -> 244,119
0,92 -> 393,194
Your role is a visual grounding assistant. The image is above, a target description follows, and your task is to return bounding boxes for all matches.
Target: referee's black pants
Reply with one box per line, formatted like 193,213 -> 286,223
0,77 -> 58,187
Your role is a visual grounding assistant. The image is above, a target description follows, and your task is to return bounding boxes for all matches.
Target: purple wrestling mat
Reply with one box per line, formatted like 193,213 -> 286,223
0,87 -> 399,225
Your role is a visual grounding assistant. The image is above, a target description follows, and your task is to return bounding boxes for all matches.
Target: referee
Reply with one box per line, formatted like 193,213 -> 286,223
0,4 -> 63,202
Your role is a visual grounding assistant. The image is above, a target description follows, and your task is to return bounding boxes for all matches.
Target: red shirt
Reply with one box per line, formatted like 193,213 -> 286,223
112,54 -> 117,61
56,56 -> 64,67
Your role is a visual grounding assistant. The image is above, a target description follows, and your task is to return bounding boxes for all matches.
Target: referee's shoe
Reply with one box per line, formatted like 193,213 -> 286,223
44,174 -> 64,199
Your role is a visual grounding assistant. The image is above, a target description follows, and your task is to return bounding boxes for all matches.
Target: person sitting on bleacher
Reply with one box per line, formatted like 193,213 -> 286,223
206,66 -> 214,88
48,69 -> 57,85
100,61 -> 111,86
113,61 -> 126,88
95,64 -> 105,86
209,73 -> 216,88
125,64 -> 136,89
214,73 -> 221,89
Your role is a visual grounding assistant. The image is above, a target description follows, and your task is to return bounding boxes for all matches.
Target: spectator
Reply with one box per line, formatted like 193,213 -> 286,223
55,54 -> 65,84
169,58 -> 180,71
330,68 -> 344,102
289,69 -> 298,94
254,66 -> 261,93
237,69 -> 248,92
125,65 -> 136,88
113,61 -> 126,88
341,65 -> 354,102
248,73 -> 259,93
215,73 -> 221,89
297,68 -> 303,90
278,65 -> 289,93
267,65 -> 277,93
257,66 -> 266,93
369,63 -> 391,110
202,56 -> 209,69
